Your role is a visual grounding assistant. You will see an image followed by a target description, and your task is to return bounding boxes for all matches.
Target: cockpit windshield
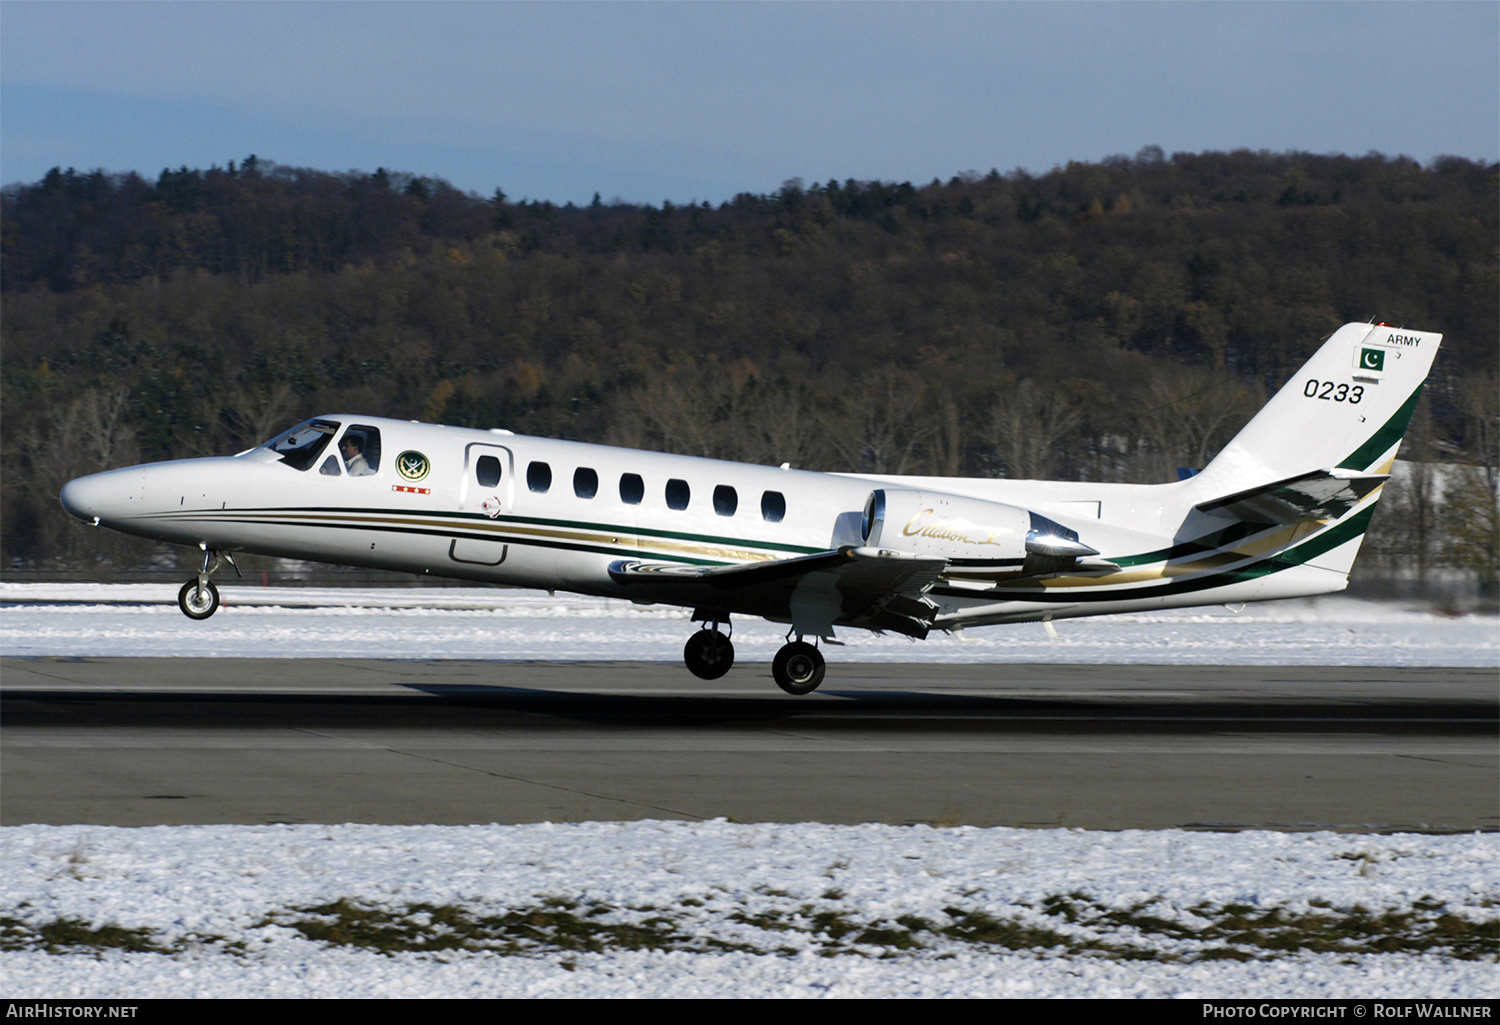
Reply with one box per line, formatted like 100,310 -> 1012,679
263,419 -> 341,471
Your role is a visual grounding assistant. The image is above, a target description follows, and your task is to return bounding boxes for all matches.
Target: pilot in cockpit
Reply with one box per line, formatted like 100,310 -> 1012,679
340,433 -> 374,476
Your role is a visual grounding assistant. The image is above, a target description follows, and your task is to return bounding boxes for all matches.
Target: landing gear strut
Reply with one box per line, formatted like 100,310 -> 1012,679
772,639 -> 825,695
177,546 -> 239,620
683,612 -> 734,679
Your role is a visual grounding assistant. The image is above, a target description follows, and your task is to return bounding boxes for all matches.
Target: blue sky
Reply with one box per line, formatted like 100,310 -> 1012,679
3,1 -> 1496,205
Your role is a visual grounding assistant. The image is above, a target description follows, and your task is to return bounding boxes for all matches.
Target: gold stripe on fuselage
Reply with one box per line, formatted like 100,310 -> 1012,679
1029,519 -> 1326,589
940,518 -> 1331,591
153,509 -> 778,566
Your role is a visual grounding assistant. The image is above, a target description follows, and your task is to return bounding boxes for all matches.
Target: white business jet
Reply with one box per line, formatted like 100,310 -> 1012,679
60,323 -> 1440,694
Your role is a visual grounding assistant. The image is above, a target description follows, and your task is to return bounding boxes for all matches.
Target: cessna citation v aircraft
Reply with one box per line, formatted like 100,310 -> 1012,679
60,322 -> 1439,694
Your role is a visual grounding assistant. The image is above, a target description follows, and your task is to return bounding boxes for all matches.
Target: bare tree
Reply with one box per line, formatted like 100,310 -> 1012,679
1132,365 -> 1262,482
822,367 -> 937,475
4,387 -> 142,564
985,378 -> 1083,480
1441,373 -> 1499,599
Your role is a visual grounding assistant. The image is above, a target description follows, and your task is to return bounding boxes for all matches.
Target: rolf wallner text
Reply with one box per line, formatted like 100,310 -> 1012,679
1205,1008 -> 1491,1019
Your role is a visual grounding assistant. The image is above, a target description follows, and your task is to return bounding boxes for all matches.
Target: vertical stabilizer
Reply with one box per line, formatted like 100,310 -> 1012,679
1193,323 -> 1441,493
1186,323 -> 1441,582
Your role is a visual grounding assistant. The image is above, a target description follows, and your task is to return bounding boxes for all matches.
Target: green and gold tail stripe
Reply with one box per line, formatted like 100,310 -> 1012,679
1108,520 -> 1269,569
935,506 -> 1376,605
1338,383 -> 1424,472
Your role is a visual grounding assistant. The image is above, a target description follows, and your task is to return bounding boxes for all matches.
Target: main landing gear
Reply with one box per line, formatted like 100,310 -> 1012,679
683,626 -> 735,679
771,639 -> 825,695
177,546 -> 239,620
679,612 -> 828,695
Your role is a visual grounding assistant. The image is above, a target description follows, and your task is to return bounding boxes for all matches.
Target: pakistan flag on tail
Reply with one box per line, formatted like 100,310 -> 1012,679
1183,322 -> 1443,581
1359,347 -> 1386,373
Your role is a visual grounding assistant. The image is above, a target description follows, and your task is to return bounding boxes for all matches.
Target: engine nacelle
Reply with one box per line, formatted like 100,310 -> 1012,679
862,489 -> 1101,569
863,489 -> 1031,561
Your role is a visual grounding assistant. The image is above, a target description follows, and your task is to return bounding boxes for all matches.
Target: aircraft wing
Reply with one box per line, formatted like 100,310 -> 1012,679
1195,468 -> 1389,525
609,547 -> 948,638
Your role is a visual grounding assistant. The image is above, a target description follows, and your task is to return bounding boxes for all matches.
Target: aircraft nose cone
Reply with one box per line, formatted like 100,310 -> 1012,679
60,475 -> 103,522
59,469 -> 143,523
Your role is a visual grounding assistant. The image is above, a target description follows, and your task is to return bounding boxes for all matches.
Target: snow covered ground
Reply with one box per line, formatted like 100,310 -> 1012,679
2,586 -> 1496,997
2,582 -> 1496,666
2,823 -> 1495,998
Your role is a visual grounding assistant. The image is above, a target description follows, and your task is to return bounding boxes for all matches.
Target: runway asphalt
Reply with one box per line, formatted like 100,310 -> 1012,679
3,657 -> 1495,831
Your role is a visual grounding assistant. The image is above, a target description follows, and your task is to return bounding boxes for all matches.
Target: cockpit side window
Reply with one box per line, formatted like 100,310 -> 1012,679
338,425 -> 381,476
265,419 -> 341,471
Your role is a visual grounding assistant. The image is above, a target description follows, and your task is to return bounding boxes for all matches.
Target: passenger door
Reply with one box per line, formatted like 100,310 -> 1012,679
451,442 -> 514,566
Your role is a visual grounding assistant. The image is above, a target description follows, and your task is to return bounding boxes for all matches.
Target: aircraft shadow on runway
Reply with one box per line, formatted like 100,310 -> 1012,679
2,683 -> 1494,734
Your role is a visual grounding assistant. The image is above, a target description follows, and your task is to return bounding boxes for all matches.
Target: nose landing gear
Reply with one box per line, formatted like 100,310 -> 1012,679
177,547 -> 239,620
178,579 -> 220,619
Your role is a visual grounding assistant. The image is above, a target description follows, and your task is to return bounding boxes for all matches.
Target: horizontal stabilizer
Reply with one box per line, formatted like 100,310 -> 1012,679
1195,468 -> 1388,525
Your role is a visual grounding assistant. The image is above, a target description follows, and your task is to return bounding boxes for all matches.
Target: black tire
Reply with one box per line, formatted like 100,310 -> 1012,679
178,580 -> 220,620
683,629 -> 734,679
772,641 -> 825,695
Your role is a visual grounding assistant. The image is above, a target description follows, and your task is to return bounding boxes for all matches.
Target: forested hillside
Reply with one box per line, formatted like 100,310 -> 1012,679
2,149 -> 1495,592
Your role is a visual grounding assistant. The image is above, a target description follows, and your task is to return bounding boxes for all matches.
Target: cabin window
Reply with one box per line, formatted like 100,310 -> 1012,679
619,473 -> 644,505
475,455 -> 502,488
338,425 -> 381,476
318,455 -> 342,476
665,478 -> 690,510
265,419 -> 340,471
574,467 -> 599,499
761,490 -> 786,522
713,485 -> 737,517
527,461 -> 552,493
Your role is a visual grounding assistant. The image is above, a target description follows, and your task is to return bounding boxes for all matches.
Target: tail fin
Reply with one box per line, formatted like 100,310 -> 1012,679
1187,322 -> 1442,578
1194,323 -> 1441,491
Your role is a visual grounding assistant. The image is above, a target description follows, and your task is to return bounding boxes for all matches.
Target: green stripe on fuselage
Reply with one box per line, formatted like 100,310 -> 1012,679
936,506 -> 1377,604
169,505 -> 823,557
1108,520 -> 1267,569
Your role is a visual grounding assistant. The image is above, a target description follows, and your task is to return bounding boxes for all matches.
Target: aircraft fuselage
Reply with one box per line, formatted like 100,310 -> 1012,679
57,322 -> 1444,693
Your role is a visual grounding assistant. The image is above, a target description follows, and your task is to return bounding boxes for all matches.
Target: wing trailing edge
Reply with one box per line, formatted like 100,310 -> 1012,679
608,546 -> 947,638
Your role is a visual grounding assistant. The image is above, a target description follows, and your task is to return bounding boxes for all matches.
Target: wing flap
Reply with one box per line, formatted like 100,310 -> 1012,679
608,547 -> 947,638
607,548 -> 852,588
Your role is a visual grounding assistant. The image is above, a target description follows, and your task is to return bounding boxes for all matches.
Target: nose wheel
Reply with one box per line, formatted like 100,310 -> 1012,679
178,579 -> 220,619
683,628 -> 735,679
772,641 -> 825,695
177,546 -> 239,620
